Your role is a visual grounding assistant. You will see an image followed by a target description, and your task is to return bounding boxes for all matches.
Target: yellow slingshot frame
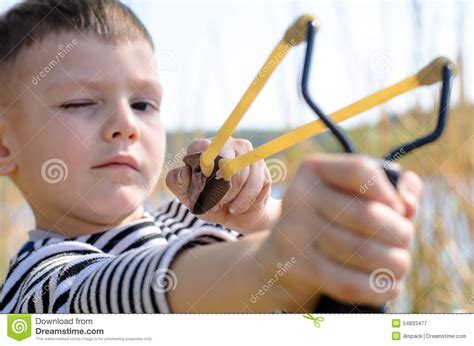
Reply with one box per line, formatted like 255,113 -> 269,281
198,15 -> 453,181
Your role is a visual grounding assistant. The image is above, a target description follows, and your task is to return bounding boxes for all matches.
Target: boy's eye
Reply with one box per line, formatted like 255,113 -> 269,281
131,101 -> 157,112
60,102 -> 94,109
59,101 -> 158,112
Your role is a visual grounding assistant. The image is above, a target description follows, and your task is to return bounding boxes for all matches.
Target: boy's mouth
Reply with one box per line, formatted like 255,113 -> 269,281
92,154 -> 140,172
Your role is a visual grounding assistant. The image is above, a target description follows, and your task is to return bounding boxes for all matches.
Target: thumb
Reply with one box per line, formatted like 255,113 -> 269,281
165,165 -> 192,207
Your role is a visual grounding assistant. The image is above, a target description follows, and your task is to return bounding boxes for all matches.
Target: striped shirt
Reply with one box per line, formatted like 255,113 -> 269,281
0,199 -> 242,313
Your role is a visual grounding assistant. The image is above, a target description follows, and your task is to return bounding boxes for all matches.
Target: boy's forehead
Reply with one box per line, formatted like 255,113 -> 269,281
46,76 -> 163,96
17,32 -> 159,90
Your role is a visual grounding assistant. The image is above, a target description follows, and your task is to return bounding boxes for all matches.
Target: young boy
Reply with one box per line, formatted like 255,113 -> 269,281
0,0 -> 422,313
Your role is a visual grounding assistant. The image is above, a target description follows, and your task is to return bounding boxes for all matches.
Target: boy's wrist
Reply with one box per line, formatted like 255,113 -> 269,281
246,197 -> 282,233
261,197 -> 282,229
200,197 -> 282,235
251,229 -> 297,312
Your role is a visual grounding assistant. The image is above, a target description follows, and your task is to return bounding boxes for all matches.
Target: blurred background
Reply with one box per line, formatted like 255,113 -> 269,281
0,0 -> 472,312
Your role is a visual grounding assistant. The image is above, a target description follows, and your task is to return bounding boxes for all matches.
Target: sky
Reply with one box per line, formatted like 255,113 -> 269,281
1,0 -> 472,131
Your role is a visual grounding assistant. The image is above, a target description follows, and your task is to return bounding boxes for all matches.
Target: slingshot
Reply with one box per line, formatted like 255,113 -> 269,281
183,15 -> 455,215
300,18 -> 455,314
182,14 -> 455,312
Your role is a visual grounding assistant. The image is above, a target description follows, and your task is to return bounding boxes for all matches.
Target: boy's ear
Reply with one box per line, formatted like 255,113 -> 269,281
0,117 -> 17,175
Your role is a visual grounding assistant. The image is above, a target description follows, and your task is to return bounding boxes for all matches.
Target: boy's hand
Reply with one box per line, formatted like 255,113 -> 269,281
254,153 -> 423,312
166,138 -> 278,234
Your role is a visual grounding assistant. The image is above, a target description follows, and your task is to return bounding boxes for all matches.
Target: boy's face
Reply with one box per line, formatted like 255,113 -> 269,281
2,32 -> 165,234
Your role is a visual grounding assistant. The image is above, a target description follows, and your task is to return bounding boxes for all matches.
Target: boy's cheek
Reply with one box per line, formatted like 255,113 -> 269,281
141,129 -> 166,176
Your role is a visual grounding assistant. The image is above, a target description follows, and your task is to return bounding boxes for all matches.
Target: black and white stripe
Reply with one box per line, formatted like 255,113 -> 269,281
0,199 -> 241,313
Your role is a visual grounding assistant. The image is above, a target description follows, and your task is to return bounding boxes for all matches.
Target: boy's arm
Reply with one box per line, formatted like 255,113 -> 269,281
1,226 -> 258,313
166,230 -> 280,312
64,228 -> 254,313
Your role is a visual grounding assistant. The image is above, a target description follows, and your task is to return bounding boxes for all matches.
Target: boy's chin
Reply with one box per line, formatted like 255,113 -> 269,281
83,189 -> 147,223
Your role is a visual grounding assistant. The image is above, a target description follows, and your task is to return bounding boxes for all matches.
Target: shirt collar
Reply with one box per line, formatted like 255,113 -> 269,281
28,208 -> 154,242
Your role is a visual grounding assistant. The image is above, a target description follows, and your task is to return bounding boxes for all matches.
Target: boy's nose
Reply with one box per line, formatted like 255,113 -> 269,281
102,102 -> 141,142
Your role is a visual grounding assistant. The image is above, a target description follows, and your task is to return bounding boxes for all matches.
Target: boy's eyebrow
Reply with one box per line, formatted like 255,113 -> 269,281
130,79 -> 163,96
46,78 -> 163,96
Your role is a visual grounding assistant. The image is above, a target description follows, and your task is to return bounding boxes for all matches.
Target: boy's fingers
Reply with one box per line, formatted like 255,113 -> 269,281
186,137 -> 238,158
288,177 -> 413,248
305,181 -> 413,248
186,138 -> 211,155
397,170 -> 424,219
182,137 -> 271,214
311,214 -> 411,279
165,165 -> 192,207
253,175 -> 272,210
227,159 -> 266,214
318,254 -> 402,306
306,250 -> 400,307
182,137 -> 251,212
398,171 -> 423,198
217,144 -> 249,208
302,153 -> 405,214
